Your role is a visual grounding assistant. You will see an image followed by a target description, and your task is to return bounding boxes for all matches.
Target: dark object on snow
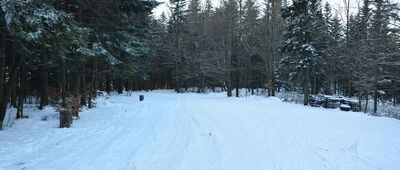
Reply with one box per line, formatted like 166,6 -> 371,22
349,101 -> 360,112
340,100 -> 351,111
340,99 -> 360,112
41,115 -> 49,121
332,99 -> 341,109
339,103 -> 351,111
139,95 -> 144,101
308,96 -> 322,107
309,95 -> 360,112
325,98 -> 334,108
59,109 -> 73,128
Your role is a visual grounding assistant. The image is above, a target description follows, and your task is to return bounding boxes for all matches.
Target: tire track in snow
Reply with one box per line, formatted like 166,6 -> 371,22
124,97 -> 195,170
177,98 -> 223,170
2,92 -> 400,170
14,97 -> 154,169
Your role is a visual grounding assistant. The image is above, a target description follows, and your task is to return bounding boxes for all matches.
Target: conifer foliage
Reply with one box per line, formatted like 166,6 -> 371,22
0,0 -> 158,128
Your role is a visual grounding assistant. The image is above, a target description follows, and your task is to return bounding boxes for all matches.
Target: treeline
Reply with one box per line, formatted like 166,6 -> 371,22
146,0 -> 400,113
0,0 -> 399,128
0,0 -> 158,128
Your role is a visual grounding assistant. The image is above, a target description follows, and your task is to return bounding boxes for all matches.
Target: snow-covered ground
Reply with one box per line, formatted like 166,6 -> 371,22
1,90 -> 400,170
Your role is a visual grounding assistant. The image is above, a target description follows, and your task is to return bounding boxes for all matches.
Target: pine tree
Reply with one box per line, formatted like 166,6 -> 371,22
242,0 -> 260,94
169,0 -> 187,92
0,0 -> 88,124
323,3 -> 343,95
369,0 -> 399,114
0,0 -> 159,128
281,0 -> 321,105
261,0 -> 283,97
221,0 -> 239,97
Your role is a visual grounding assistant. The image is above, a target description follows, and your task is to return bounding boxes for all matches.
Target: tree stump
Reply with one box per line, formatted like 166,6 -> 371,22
139,95 -> 144,101
60,109 -> 73,128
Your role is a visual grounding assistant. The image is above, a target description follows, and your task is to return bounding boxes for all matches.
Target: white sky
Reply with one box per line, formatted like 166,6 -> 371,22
152,0 -> 400,22
153,0 -> 357,17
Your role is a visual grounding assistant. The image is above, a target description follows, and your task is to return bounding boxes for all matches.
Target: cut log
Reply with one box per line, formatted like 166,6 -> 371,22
340,104 -> 352,111
60,109 -> 73,128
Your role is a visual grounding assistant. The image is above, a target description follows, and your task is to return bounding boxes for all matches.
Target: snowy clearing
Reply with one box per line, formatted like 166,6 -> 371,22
1,90 -> 400,170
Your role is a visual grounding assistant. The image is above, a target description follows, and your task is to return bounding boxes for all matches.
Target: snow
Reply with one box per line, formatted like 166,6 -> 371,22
1,90 -> 400,170
2,107 -> 17,128
340,104 -> 351,109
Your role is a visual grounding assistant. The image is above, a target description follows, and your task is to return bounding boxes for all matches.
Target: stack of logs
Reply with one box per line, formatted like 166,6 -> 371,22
308,95 -> 360,112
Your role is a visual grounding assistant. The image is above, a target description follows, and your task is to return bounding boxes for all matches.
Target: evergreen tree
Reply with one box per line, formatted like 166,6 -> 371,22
323,3 -> 343,95
169,0 -> 187,92
260,0 -> 282,96
0,0 -> 159,128
221,0 -> 239,97
281,0 -> 321,105
369,0 -> 399,114
242,0 -> 260,94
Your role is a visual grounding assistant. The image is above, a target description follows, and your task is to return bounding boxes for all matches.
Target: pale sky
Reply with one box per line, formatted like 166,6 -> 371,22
152,0 -> 400,23
153,0 -> 358,18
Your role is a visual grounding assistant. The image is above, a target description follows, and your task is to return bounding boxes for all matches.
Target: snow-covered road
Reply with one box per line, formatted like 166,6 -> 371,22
1,91 -> 400,170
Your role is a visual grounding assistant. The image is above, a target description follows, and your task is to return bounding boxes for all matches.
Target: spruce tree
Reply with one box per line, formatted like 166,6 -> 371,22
169,0 -> 187,92
281,0 -> 321,105
369,0 -> 399,114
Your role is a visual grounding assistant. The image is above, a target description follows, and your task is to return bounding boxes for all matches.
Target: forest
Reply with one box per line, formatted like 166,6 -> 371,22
0,0 -> 399,128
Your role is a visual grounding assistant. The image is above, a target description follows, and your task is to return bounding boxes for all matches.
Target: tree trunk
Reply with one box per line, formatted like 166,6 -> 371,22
267,61 -> 273,97
9,42 -> 18,108
227,71 -> 232,97
373,88 -> 378,114
16,58 -> 26,119
267,0 -> 279,97
61,68 -> 67,107
88,59 -> 97,108
173,10 -> 181,93
373,59 -> 379,114
226,38 -> 233,97
106,75 -> 111,93
80,72 -> 87,106
0,30 -> 6,129
0,39 -> 17,126
39,55 -> 49,109
72,72 -> 80,96
313,74 -> 318,95
303,68 -> 310,105
235,53 -> 240,97
347,72 -> 352,97
125,79 -> 131,91
117,79 -> 124,94
235,70 -> 239,97
364,94 -> 369,113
